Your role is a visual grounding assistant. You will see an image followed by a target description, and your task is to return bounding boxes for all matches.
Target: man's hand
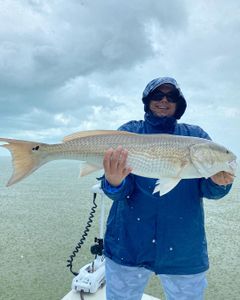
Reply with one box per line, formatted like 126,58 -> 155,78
103,146 -> 132,187
211,171 -> 235,186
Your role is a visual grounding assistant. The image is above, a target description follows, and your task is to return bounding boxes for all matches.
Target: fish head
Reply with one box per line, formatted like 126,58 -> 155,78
191,141 -> 237,177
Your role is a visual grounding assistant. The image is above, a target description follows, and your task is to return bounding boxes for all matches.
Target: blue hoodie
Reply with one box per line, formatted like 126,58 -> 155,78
101,77 -> 231,275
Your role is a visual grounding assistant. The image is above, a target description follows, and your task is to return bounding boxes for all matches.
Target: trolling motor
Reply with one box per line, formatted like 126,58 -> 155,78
70,183 -> 106,294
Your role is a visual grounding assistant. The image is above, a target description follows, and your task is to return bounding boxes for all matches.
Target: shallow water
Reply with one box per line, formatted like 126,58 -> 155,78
0,157 -> 239,300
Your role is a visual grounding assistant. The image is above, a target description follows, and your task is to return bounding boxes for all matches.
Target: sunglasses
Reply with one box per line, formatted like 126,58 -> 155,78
148,89 -> 180,103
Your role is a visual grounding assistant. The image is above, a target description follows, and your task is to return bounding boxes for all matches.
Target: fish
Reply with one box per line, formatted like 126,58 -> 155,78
0,130 -> 237,196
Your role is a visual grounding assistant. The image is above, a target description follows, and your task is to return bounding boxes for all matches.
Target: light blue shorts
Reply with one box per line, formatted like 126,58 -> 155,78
105,257 -> 207,300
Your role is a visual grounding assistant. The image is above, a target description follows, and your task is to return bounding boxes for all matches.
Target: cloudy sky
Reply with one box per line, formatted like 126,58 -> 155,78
0,0 -> 239,158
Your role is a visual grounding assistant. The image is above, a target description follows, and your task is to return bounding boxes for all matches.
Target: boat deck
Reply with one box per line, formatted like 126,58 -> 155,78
62,286 -> 160,299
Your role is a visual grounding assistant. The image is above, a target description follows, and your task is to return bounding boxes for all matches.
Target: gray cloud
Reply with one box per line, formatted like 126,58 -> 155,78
0,0 -> 187,90
0,0 -> 239,158
0,0 -> 187,138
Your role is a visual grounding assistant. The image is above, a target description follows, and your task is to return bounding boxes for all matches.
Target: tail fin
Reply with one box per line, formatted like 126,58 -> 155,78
0,138 -> 48,186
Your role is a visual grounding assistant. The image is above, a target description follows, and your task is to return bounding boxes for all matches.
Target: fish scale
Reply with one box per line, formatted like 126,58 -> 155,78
0,130 -> 237,195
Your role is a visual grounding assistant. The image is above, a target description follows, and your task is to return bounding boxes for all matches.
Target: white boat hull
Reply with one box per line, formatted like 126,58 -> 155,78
62,285 -> 160,300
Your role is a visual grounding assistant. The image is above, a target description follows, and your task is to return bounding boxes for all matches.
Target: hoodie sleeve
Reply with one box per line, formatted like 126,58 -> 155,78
199,177 -> 232,200
101,174 -> 135,201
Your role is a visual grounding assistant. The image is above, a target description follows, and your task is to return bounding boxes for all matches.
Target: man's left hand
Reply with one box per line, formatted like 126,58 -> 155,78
210,171 -> 235,186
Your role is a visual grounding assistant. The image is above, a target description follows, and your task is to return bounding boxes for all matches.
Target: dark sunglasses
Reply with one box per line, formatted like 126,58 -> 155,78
148,89 -> 180,103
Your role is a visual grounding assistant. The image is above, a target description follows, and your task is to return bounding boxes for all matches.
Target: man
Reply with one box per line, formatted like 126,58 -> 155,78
101,77 -> 234,300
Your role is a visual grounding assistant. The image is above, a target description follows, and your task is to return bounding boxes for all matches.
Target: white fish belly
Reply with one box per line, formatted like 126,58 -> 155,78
126,152 -> 199,179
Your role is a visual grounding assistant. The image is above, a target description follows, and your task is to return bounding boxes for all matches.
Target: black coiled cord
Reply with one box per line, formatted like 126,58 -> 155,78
66,192 -> 98,276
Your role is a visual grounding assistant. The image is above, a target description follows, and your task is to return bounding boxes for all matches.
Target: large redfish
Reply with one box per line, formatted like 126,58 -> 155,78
0,130 -> 237,195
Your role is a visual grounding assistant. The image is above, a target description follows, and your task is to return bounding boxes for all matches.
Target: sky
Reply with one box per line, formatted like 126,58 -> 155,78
0,0 -> 239,158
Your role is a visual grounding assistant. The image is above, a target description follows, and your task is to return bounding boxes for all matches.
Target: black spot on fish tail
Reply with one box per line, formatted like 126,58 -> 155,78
32,145 -> 40,151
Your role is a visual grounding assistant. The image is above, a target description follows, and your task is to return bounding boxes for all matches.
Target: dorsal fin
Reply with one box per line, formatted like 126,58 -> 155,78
63,130 -> 136,142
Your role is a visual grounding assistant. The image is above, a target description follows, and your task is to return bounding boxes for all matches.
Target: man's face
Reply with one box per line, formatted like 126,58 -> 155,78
149,84 -> 177,118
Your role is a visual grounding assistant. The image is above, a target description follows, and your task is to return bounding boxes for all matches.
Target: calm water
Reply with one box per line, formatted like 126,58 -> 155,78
0,157 -> 239,300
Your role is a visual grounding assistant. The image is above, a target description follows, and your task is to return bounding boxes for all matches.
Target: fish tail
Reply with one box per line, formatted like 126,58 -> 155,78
0,138 -> 48,186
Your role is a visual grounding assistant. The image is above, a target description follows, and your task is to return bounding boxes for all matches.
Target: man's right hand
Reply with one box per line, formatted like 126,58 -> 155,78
103,146 -> 132,187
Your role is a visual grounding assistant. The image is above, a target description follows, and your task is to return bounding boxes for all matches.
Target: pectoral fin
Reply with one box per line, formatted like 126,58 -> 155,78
153,178 -> 181,196
80,163 -> 102,177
